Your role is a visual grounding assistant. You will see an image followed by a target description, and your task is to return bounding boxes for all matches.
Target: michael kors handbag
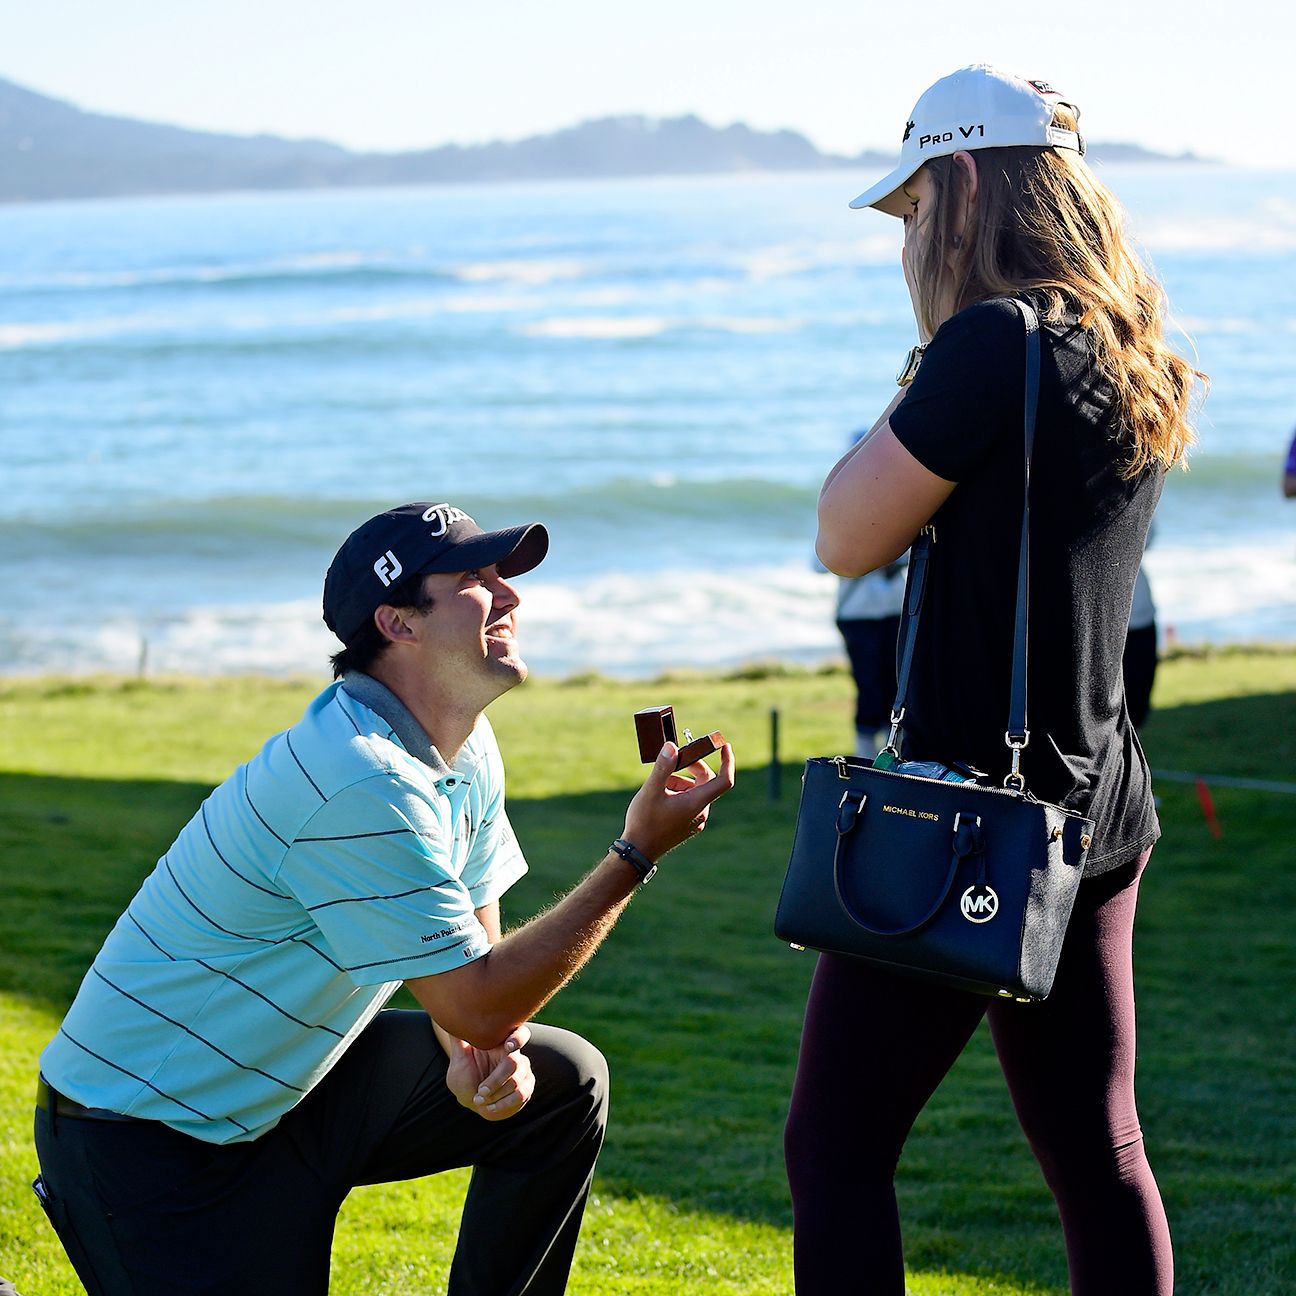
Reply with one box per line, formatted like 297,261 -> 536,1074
775,300 -> 1094,1002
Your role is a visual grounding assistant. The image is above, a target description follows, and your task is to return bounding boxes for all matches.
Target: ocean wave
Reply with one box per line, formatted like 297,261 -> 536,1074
0,477 -> 818,541
0,567 -> 845,678
0,251 -> 461,295
516,314 -> 800,340
734,234 -> 900,280
1175,314 -> 1296,336
519,316 -> 671,340
0,300 -> 806,354
453,258 -> 594,286
0,294 -> 543,352
1135,200 -> 1296,253
1145,543 -> 1296,642
4,543 -> 1292,679
0,313 -> 192,350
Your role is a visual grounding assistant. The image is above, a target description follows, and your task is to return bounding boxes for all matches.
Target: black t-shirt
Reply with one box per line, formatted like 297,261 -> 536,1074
888,295 -> 1160,873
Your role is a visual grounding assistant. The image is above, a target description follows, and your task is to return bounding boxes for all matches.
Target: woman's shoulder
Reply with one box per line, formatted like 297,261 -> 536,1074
930,295 -> 1035,350
921,297 -> 1036,380
942,292 -> 1060,332
930,294 -> 1086,375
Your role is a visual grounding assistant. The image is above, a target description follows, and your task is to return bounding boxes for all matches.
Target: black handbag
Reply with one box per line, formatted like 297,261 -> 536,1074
775,300 -> 1095,1002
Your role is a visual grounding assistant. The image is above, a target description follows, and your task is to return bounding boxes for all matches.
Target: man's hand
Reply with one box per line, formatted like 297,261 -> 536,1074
621,739 -> 736,864
441,1022 -> 535,1121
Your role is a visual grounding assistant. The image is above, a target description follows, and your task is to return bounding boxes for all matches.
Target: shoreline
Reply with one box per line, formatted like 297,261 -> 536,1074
3,640 -> 1295,693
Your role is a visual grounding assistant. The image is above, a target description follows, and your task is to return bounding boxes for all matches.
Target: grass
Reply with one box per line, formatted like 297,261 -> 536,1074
1,652 -> 1294,1294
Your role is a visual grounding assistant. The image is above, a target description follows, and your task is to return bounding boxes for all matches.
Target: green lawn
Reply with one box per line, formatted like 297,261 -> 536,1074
1,651 -> 1294,1293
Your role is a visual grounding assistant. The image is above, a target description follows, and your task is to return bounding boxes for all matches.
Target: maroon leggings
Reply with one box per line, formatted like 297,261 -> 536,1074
784,849 -> 1172,1295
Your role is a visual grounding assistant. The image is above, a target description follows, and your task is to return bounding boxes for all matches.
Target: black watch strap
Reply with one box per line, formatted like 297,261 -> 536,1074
609,838 -> 657,884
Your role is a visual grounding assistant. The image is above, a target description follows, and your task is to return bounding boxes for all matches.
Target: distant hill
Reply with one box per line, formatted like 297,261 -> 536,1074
0,75 -> 1212,204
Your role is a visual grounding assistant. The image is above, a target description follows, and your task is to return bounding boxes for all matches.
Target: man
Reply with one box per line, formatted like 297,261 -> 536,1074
33,501 -> 735,1295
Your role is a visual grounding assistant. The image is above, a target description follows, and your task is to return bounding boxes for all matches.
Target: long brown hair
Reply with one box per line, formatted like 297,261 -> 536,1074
907,108 -> 1205,477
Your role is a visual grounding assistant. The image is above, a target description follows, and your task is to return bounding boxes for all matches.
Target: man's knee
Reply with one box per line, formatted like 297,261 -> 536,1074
526,1024 -> 609,1137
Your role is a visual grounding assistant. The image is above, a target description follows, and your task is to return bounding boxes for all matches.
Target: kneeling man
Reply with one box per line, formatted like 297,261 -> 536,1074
34,501 -> 734,1295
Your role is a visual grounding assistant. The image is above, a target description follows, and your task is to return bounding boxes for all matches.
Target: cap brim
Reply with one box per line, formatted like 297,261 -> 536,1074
418,523 -> 549,579
848,158 -> 924,216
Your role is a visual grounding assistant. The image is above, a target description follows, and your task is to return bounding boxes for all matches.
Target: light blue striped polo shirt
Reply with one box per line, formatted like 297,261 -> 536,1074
40,673 -> 526,1144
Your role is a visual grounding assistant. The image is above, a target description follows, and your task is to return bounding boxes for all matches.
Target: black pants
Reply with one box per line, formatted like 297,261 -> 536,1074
34,1012 -> 608,1295
837,616 -> 902,733
784,850 -> 1172,1295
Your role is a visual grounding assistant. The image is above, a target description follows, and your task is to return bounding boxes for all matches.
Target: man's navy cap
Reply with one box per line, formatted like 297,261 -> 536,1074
323,502 -> 549,645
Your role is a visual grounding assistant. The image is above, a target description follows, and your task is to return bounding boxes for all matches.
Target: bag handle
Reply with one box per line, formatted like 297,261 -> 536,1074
832,790 -> 987,936
882,299 -> 1042,793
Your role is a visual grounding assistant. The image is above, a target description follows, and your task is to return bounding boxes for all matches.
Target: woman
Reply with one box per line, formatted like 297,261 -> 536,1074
785,65 -> 1203,1295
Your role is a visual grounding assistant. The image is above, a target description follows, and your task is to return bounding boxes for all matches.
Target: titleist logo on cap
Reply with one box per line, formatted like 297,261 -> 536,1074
421,504 -> 473,537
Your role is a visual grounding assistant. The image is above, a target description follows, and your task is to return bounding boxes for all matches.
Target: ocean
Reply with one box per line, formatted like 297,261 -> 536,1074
2,165 -> 1294,679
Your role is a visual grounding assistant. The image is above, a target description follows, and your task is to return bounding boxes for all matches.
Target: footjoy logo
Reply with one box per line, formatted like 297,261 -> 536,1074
422,504 -> 474,536
960,885 -> 999,924
373,550 -> 403,586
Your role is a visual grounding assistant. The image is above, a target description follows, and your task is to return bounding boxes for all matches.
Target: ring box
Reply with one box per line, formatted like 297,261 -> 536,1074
634,705 -> 723,770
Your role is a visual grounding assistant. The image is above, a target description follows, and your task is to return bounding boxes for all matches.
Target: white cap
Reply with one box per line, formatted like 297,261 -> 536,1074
849,64 -> 1084,216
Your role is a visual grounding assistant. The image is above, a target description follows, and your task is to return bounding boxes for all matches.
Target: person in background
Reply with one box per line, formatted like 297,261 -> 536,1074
789,65 -> 1204,1296
1123,562 -> 1157,730
1282,425 -> 1296,498
833,425 -> 908,756
835,557 -> 906,757
33,500 -> 734,1296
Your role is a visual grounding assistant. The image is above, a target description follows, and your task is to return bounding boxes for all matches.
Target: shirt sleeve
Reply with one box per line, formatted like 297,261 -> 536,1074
889,298 -> 1025,483
277,775 -> 491,986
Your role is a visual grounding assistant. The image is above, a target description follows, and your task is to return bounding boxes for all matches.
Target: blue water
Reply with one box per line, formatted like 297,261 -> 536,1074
2,166 -> 1294,676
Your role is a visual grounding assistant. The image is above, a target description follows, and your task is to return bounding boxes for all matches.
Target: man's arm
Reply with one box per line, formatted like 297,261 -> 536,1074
406,740 -> 734,1049
428,900 -> 536,1121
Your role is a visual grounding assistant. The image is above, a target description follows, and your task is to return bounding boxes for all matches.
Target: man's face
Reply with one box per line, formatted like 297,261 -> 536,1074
407,564 -> 528,700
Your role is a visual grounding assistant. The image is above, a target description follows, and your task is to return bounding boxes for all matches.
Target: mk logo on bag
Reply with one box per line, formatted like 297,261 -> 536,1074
960,885 -> 999,924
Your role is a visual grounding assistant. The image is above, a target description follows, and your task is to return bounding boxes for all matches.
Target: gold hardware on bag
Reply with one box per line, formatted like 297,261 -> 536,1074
1080,833 -> 1092,851
1049,827 -> 1062,842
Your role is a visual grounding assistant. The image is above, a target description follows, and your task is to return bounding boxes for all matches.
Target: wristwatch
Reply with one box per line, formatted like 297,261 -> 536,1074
609,838 -> 657,884
896,343 -> 927,386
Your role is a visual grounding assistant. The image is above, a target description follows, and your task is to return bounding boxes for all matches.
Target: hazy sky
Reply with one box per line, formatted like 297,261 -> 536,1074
7,0 -> 1293,168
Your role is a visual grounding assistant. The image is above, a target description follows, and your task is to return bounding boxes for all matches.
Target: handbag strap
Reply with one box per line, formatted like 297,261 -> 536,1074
832,788 -> 987,936
882,298 -> 1042,792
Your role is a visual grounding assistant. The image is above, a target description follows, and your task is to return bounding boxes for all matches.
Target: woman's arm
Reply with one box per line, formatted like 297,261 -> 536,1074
816,422 -> 955,578
821,389 -> 907,495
